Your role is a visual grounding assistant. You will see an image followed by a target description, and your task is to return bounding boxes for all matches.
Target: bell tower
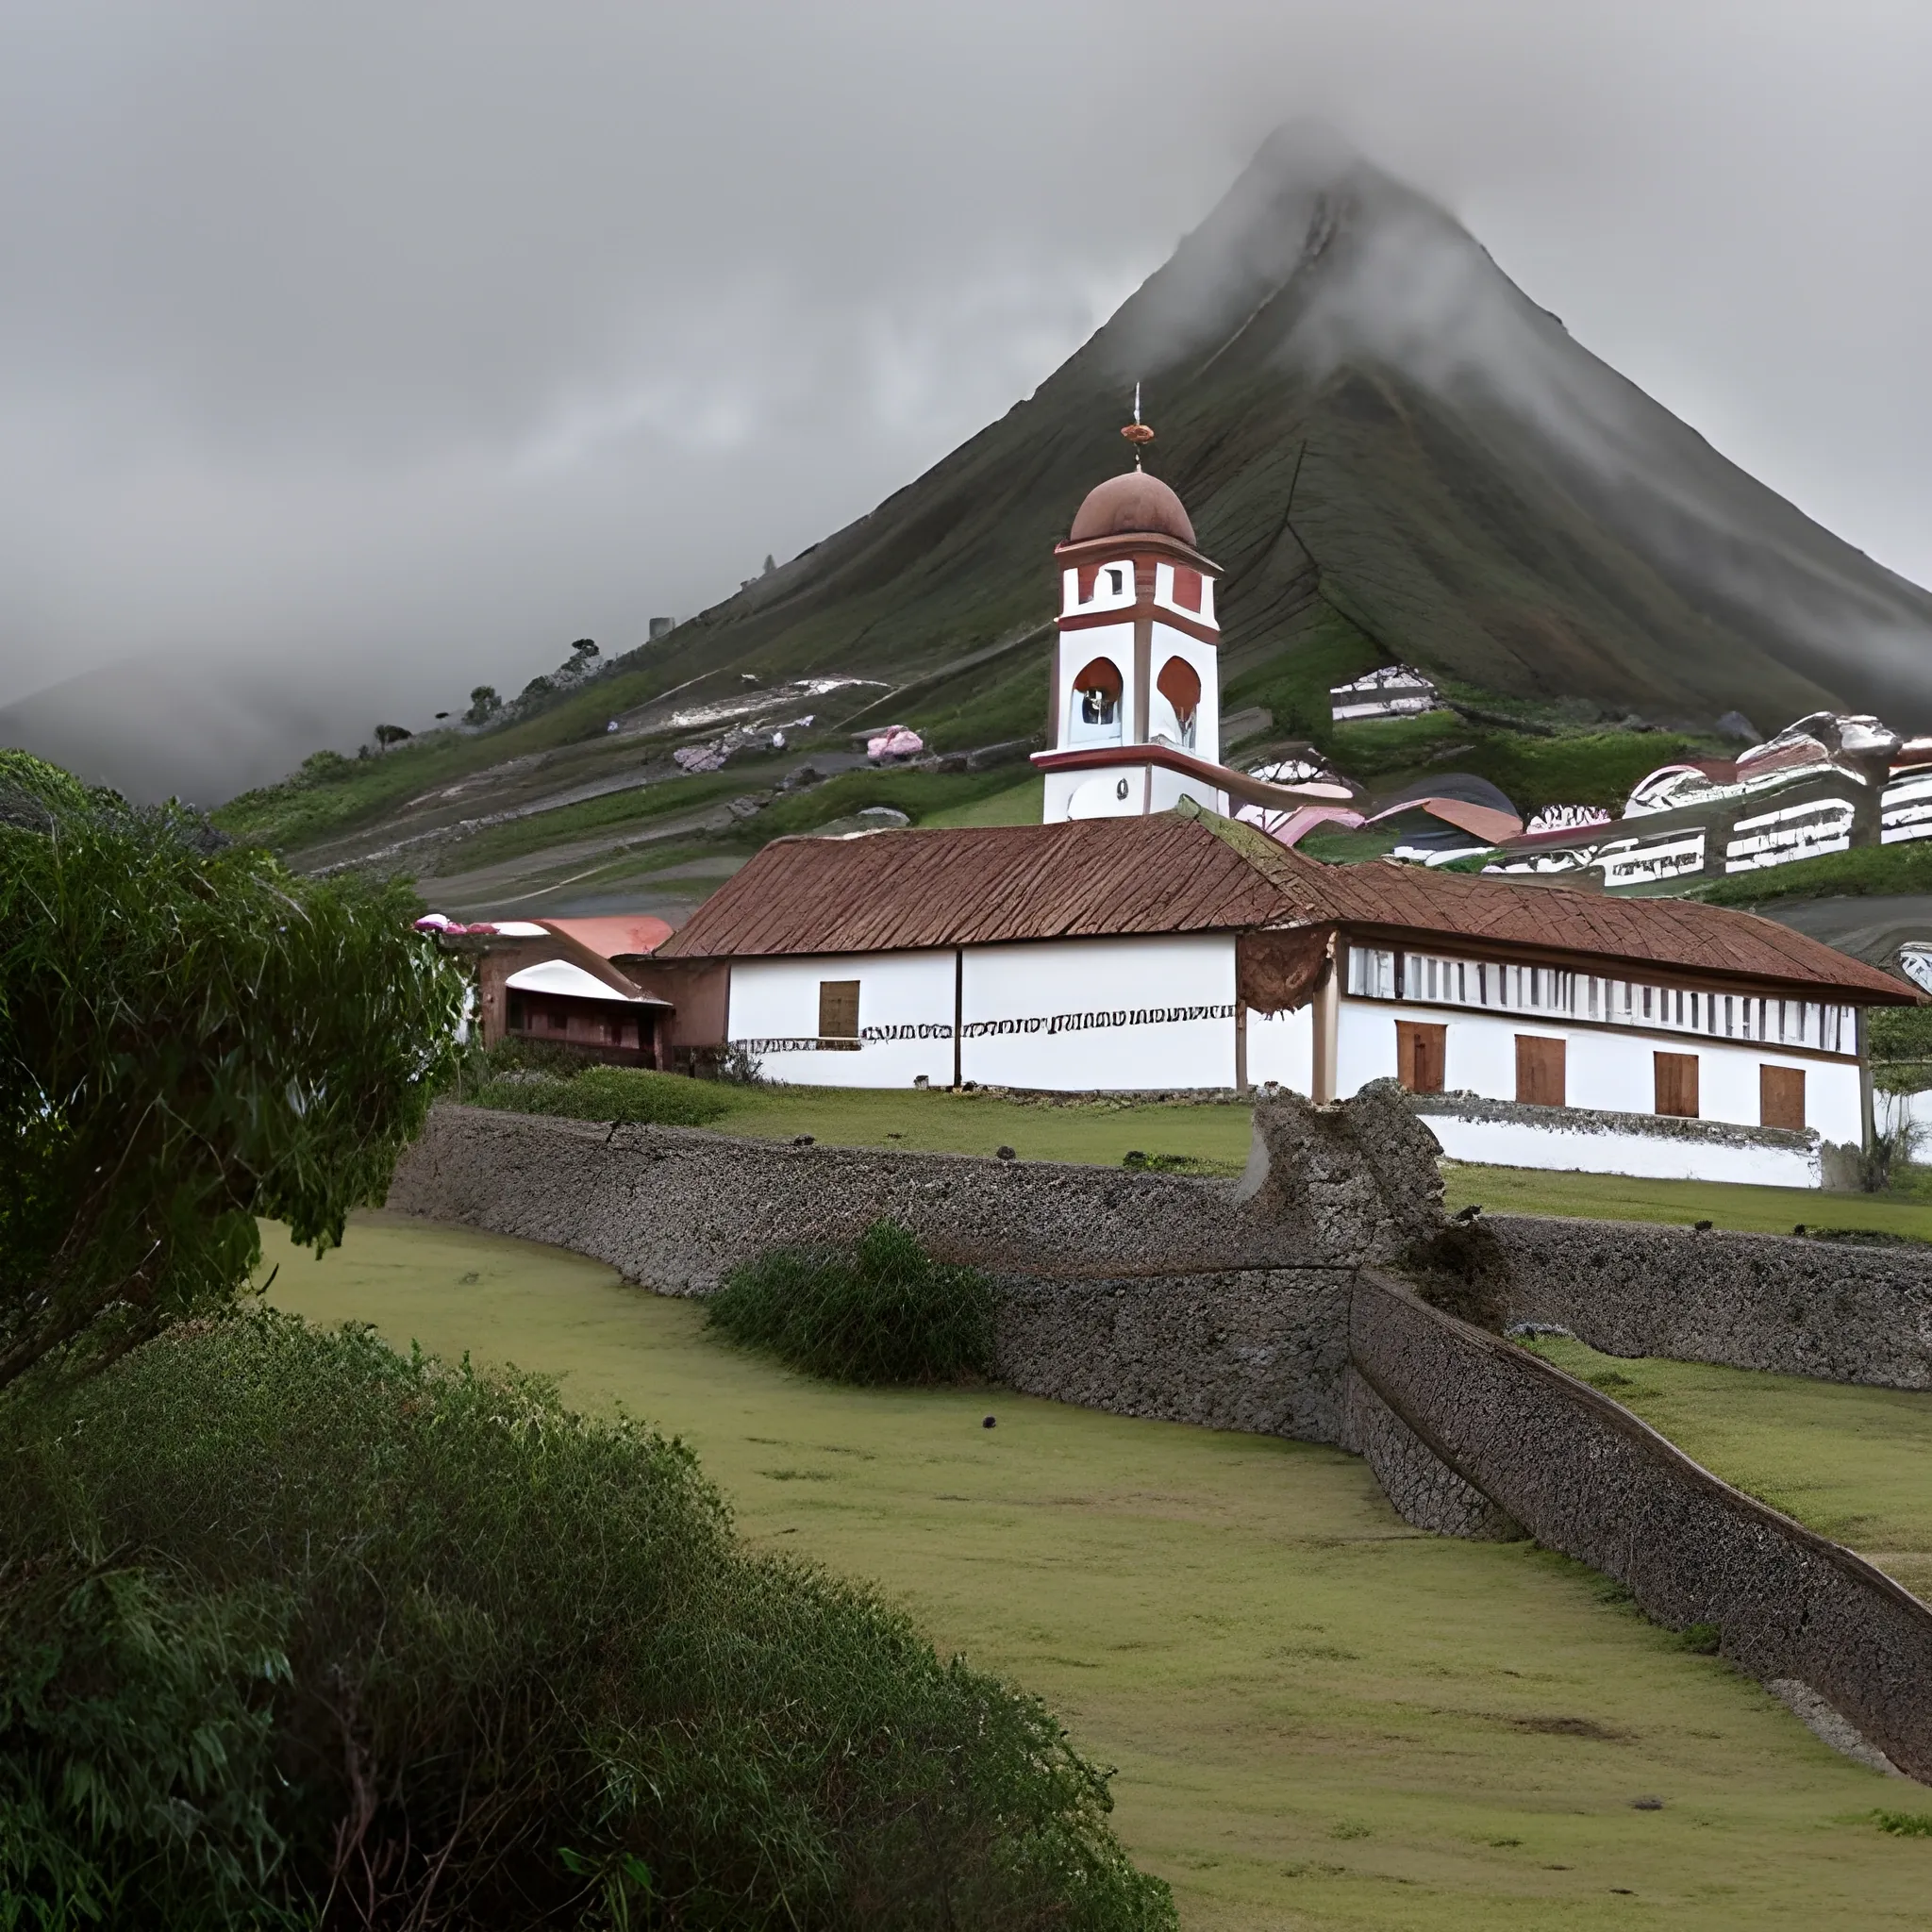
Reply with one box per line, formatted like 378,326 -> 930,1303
1035,411 -> 1225,821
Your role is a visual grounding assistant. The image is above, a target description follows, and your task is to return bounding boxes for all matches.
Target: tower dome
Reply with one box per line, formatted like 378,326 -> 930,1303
1068,471 -> 1196,546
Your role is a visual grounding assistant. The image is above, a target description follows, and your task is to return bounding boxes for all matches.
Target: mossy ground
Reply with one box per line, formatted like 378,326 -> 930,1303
262,1211 -> 1932,1929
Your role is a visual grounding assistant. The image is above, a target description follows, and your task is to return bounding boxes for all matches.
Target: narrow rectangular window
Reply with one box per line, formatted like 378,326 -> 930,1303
1395,1020 -> 1447,1094
1655,1051 -> 1700,1118
1760,1065 -> 1806,1130
1515,1034 -> 1566,1108
818,979 -> 860,1045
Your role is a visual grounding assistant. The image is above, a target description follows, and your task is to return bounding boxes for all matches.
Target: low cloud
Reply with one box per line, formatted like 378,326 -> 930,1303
3,0 -> 1931,791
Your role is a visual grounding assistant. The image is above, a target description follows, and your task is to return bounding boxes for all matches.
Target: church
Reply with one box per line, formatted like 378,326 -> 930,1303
432,443 -> 1918,1185
643,451 -> 1914,1185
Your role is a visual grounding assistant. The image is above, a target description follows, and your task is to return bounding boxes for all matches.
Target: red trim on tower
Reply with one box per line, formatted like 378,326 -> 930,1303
1033,742 -> 1356,814
1058,602 -> 1220,646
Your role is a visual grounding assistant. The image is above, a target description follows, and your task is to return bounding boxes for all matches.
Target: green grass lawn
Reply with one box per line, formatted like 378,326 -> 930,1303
1439,1161 -> 1932,1242
921,771 -> 1043,826
1524,1337 -> 1932,1607
260,1212 -> 1932,1929
678,1084 -> 1257,1171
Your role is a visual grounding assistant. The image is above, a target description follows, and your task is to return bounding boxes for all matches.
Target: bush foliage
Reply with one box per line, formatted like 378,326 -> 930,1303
0,754 -> 463,1393
708,1220 -> 996,1385
469,1057 -> 740,1128
0,1315 -> 1171,1930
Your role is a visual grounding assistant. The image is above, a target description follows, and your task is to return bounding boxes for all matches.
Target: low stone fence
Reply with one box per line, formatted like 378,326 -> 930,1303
1486,1216 -> 1932,1391
1348,1268 -> 1932,1780
384,1088 -> 1445,1288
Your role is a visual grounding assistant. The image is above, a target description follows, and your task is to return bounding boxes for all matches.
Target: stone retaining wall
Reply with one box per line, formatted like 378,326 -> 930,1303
994,1267 -> 1353,1443
1348,1267 -> 1932,1780
384,1085 -> 1444,1288
1486,1215 -> 1932,1390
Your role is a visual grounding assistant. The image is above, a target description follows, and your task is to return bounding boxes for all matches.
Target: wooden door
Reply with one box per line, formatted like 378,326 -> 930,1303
1760,1064 -> 1806,1130
1655,1051 -> 1700,1118
1395,1020 -> 1446,1093
1515,1034 -> 1567,1108
818,978 -> 860,1045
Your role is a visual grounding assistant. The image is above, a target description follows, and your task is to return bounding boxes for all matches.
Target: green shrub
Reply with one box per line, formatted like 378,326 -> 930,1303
1700,840 -> 1932,908
708,1221 -> 996,1385
0,1314 -> 1173,1929
1873,1809 -> 1932,1837
472,1063 -> 740,1128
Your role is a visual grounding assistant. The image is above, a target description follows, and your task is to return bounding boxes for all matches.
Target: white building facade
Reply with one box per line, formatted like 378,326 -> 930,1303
722,925 -> 1861,1160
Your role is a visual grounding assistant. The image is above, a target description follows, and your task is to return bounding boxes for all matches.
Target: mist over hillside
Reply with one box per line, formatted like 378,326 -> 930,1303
17,125 -> 1932,806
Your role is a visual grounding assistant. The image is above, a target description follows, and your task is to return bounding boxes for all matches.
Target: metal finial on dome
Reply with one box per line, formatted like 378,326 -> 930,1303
1121,380 -> 1155,467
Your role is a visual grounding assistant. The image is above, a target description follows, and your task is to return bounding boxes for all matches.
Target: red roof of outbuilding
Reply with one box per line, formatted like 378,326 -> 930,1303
539,915 -> 673,959
657,810 -> 1912,1001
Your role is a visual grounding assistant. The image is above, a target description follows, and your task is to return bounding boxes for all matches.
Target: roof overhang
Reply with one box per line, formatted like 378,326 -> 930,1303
1333,918 -> 1921,1006
1051,530 -> 1221,575
504,958 -> 671,1005
1032,743 -> 1354,810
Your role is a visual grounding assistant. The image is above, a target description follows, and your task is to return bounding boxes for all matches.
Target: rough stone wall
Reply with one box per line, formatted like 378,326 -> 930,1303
1486,1215 -> 1932,1390
1340,1368 -> 1522,1540
1237,1082 -> 1445,1264
384,1091 -> 1438,1291
386,1091 -> 1932,1778
995,1267 -> 1353,1442
1348,1267 -> 1932,1781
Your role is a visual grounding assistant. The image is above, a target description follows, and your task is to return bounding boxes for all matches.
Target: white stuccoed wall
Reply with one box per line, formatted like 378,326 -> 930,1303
1335,995 -> 1862,1143
1419,1113 -> 1825,1187
727,950 -> 957,1089
1246,1002 -> 1314,1091
961,935 -> 1237,1091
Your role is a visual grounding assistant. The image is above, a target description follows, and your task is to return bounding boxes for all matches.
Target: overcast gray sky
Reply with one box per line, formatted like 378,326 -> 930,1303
2,0 -> 1929,731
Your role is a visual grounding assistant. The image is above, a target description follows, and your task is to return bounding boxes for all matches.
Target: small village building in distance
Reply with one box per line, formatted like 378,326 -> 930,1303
444,449 -> 1923,1189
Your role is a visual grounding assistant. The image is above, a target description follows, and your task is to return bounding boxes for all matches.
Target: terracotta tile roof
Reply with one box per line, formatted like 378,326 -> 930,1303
658,811 -> 1912,1002
658,817 -> 1290,958
1213,815 -> 1913,1001
539,915 -> 673,960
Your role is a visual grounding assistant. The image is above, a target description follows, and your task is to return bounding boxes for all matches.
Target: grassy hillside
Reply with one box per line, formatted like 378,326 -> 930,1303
265,1211 -> 1932,1930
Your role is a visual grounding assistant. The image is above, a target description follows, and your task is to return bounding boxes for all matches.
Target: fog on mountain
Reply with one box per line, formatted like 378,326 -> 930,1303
9,123 -> 1932,801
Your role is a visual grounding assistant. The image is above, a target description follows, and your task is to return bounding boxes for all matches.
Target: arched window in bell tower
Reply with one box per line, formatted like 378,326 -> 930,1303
1069,657 -> 1124,746
1153,655 -> 1201,749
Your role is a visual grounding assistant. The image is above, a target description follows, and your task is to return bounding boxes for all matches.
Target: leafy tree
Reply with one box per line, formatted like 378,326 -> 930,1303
463,684 -> 502,725
570,637 -> 598,659
0,755 -> 465,1392
373,722 -> 413,748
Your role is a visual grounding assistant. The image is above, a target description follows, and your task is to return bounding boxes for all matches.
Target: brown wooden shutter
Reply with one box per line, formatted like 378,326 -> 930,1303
818,979 -> 860,1042
1655,1051 -> 1700,1118
1759,1064 -> 1806,1130
1395,1020 -> 1447,1094
1515,1035 -> 1566,1108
